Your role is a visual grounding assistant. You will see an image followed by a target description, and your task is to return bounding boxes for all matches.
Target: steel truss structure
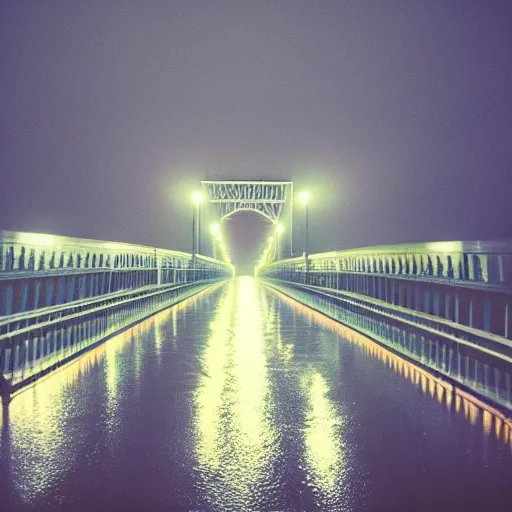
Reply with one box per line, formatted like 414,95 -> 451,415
201,180 -> 293,223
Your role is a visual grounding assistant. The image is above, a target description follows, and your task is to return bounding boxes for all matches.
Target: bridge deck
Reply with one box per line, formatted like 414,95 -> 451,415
1,277 -> 511,511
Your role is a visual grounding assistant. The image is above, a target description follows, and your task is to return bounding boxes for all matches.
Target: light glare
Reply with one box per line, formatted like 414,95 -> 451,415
299,191 -> 310,204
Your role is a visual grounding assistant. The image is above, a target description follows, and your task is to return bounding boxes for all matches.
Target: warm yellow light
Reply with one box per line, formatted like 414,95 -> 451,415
276,224 -> 284,233
216,234 -> 222,242
299,191 -> 310,204
268,236 -> 274,242
192,192 -> 203,203
193,279 -> 273,504
210,223 -> 219,234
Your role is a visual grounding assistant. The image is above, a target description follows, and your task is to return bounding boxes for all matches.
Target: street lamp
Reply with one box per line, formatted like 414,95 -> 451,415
276,224 -> 284,260
192,192 -> 203,259
210,223 -> 220,259
298,192 -> 310,257
298,191 -> 310,282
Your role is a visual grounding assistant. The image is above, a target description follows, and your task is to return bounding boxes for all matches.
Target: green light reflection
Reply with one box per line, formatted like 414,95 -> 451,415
302,370 -> 346,498
193,277 -> 278,510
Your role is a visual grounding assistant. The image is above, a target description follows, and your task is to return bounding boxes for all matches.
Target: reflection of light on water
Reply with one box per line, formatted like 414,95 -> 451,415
104,327 -> 134,455
483,410 -> 493,435
265,285 -> 512,452
5,345 -> 105,504
266,296 -> 294,362
234,277 -> 269,452
194,286 -> 233,471
172,309 -> 178,352
153,319 -> 164,363
193,277 -> 277,510
1,285 -> 224,505
302,371 -> 345,496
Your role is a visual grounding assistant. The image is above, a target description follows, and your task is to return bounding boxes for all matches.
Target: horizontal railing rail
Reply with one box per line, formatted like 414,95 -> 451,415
258,240 -> 512,340
0,230 -> 233,402
259,240 -> 512,411
0,231 -> 233,316
260,240 -> 512,287
265,280 -> 512,361
0,230 -> 232,273
0,280 -> 225,399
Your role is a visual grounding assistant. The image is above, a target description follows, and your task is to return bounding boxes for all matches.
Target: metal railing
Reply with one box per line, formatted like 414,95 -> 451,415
258,240 -> 512,411
0,231 -> 233,402
0,230 -> 232,275
258,240 -> 512,338
259,240 -> 512,287
0,230 -> 233,316
263,280 -> 512,411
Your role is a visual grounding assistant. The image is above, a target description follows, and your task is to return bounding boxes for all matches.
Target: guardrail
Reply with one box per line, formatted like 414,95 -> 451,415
263,279 -> 512,412
0,231 -> 233,402
258,240 -> 512,412
0,280 -> 223,402
258,240 -> 512,339
0,231 -> 233,316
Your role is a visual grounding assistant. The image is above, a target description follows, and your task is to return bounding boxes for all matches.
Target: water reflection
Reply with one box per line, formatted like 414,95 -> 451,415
191,278 -> 354,510
0,287 -> 219,508
2,341 -> 106,504
193,277 -> 280,511
1,278 -> 511,510
267,285 -> 512,452
302,370 -> 346,505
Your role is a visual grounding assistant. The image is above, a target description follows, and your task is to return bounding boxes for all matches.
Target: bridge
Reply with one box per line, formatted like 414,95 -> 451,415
1,181 -> 512,510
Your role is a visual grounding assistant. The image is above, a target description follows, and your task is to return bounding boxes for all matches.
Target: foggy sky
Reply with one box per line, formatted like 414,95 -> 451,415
1,1 -> 511,260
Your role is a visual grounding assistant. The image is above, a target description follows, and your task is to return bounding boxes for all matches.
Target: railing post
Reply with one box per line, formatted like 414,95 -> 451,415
0,375 -> 11,406
304,252 -> 310,285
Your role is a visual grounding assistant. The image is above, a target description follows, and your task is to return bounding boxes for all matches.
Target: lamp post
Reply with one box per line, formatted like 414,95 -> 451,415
276,224 -> 284,260
210,223 -> 220,259
298,192 -> 310,255
192,192 -> 203,261
298,191 -> 310,278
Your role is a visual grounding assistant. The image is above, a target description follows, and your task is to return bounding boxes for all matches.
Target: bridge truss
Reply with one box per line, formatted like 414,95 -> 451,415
201,180 -> 294,257
201,180 -> 293,223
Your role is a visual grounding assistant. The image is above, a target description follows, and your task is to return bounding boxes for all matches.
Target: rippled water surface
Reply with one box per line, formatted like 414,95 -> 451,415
1,277 -> 511,511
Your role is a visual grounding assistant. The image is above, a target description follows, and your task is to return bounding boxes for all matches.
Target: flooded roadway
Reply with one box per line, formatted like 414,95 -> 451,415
1,277 -> 511,511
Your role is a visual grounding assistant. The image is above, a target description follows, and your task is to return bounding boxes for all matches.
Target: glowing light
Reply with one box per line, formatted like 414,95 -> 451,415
216,234 -> 222,242
192,192 -> 203,203
210,223 -> 219,234
302,371 -> 345,494
24,232 -> 58,247
298,191 -> 310,204
193,278 -> 277,509
425,241 -> 464,253
264,284 -> 512,449
276,224 -> 284,233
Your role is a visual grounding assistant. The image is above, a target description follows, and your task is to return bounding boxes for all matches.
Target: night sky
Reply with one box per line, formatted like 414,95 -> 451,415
1,1 -> 511,264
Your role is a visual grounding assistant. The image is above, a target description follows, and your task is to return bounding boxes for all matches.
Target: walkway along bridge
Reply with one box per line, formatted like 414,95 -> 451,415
1,230 -> 512,422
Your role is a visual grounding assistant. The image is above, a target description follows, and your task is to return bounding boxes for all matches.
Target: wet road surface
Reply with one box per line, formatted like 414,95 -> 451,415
1,277 -> 511,511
